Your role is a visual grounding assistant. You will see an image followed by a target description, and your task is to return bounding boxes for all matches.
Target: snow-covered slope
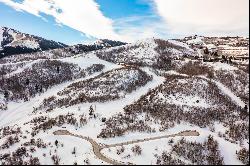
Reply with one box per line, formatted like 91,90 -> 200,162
0,35 -> 249,165
0,39 -> 127,65
96,38 -> 197,69
0,27 -> 67,58
38,67 -> 152,110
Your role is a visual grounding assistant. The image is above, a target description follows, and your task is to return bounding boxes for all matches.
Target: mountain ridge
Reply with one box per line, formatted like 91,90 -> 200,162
0,27 -> 67,58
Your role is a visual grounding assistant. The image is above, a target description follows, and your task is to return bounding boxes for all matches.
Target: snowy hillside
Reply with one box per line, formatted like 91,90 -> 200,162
0,32 -> 249,165
91,39 -> 127,48
38,67 -> 152,110
96,38 -> 197,69
0,27 -> 67,58
0,39 -> 126,64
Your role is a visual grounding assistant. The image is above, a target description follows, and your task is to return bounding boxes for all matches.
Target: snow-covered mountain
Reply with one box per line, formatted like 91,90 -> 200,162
0,38 -> 127,64
0,30 -> 249,165
60,39 -> 127,55
96,38 -> 197,69
0,27 -> 67,58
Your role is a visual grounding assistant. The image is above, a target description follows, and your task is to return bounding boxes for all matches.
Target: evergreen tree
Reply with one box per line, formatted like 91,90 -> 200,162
25,78 -> 30,86
4,91 -> 9,99
57,66 -> 60,73
204,47 -> 209,54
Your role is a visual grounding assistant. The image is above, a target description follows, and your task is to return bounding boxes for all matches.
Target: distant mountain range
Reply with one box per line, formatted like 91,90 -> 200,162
0,27 -> 67,58
0,27 -> 127,59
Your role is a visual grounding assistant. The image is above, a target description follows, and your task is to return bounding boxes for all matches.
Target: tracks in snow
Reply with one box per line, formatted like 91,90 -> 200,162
53,130 -> 200,165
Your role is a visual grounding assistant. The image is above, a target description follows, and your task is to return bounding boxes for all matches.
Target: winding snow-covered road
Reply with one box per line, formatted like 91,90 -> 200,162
53,130 -> 200,165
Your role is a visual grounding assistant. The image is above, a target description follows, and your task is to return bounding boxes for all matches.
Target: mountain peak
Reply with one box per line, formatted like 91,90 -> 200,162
0,27 -> 67,58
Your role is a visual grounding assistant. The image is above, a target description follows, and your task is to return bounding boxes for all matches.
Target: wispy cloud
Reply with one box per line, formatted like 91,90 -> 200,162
0,0 -> 40,16
0,0 -> 121,40
114,15 -> 170,42
0,0 -> 171,42
153,0 -> 249,36
1,0 -> 248,42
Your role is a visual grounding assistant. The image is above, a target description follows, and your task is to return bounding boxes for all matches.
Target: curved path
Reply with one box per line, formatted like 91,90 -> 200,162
54,130 -> 127,165
53,130 -> 200,165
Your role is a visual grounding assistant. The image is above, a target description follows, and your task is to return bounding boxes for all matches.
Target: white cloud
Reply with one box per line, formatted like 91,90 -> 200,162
1,0 -> 247,42
113,15 -> 169,42
0,0 -> 121,40
0,0 -> 172,42
153,0 -> 249,36
0,0 -> 40,16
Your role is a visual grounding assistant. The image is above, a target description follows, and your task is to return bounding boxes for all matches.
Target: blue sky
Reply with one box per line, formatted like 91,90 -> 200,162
96,0 -> 153,19
0,4 -> 86,44
0,0 -> 249,45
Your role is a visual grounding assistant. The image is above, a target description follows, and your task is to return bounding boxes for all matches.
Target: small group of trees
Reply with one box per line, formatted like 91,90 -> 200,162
98,112 -> 153,138
156,136 -> 224,165
156,151 -> 185,165
0,135 -> 20,150
131,145 -> 142,156
116,146 -> 125,155
177,61 -> 214,77
86,64 -> 105,75
0,126 -> 22,139
0,147 -> 40,165
22,138 -> 47,149
237,148 -> 249,165
51,155 -> 60,165
27,113 -> 87,137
